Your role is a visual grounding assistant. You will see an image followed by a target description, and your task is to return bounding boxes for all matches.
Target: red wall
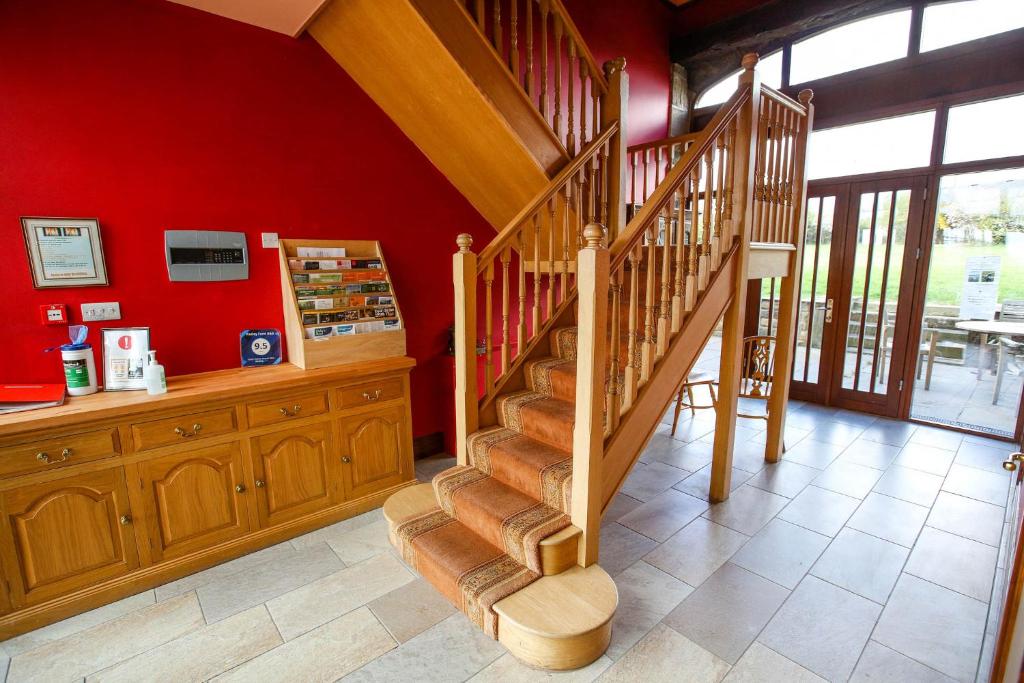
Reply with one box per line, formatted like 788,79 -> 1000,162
0,0 -> 495,440
563,0 -> 675,145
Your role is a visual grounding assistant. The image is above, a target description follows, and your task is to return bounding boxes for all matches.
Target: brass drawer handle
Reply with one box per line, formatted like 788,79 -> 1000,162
362,389 -> 382,402
235,484 -> 247,493
255,479 -> 266,488
279,405 -> 302,417
341,456 -> 352,464
120,514 -> 132,525
174,423 -> 203,438
36,448 -> 71,464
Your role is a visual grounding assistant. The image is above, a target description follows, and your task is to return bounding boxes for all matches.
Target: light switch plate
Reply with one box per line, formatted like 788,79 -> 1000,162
81,302 -> 121,321
261,232 -> 279,248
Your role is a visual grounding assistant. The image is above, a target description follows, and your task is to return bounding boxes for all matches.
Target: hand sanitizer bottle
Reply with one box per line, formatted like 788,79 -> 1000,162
144,350 -> 167,395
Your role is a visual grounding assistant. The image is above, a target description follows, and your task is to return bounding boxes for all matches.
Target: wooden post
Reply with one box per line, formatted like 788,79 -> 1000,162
454,234 -> 478,466
765,90 -> 814,463
572,223 -> 609,566
710,54 -> 762,503
602,58 -> 628,242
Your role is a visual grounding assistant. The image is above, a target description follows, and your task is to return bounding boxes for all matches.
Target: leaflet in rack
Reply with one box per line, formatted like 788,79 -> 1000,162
288,258 -> 401,340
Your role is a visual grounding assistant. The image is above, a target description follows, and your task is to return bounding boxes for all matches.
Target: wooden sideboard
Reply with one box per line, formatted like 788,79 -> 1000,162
0,358 -> 416,638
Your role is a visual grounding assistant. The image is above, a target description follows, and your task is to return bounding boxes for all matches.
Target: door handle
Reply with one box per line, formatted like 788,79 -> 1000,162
824,298 -> 834,324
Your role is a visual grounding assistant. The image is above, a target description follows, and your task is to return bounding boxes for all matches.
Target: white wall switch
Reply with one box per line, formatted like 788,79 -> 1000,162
261,232 -> 279,248
81,302 -> 122,321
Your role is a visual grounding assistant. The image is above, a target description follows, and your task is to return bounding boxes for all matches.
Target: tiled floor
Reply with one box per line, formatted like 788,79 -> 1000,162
0,403 -> 1015,681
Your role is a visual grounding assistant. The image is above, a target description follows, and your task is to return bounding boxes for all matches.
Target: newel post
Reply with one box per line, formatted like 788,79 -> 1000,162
572,223 -> 609,566
765,89 -> 814,463
602,58 -> 628,242
710,53 -> 762,503
453,234 -> 478,466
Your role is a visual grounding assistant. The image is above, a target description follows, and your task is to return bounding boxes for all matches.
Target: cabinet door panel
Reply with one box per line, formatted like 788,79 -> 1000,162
0,467 -> 138,607
339,406 -> 409,499
137,443 -> 250,562
251,422 -> 340,527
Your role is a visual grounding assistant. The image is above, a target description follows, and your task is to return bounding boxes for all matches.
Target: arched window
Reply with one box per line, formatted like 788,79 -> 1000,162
694,51 -> 783,110
790,10 -> 912,85
921,0 -> 1024,52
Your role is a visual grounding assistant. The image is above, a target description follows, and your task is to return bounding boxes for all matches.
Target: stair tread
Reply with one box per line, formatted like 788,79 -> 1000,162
497,390 -> 576,451
467,426 -> 572,514
526,356 -> 577,401
493,564 -> 618,638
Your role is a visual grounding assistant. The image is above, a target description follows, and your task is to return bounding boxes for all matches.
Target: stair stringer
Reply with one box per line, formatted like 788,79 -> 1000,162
601,243 -> 739,510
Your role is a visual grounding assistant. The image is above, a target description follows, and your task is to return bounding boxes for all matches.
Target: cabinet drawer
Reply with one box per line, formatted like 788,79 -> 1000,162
0,429 -> 120,479
131,408 -> 237,451
246,391 -> 329,428
337,378 -> 404,409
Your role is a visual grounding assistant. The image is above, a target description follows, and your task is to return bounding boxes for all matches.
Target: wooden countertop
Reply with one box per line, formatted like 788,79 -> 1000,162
0,357 -> 416,437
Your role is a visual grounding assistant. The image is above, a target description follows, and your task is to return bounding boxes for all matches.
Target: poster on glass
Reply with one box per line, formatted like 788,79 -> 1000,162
20,217 -> 108,288
102,328 -> 150,391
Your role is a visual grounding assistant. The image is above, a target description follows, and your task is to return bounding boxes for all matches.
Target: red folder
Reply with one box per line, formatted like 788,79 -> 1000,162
0,384 -> 67,414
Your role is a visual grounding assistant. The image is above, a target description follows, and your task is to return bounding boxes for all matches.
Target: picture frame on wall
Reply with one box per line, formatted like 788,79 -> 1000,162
20,217 -> 108,288
101,327 -> 150,391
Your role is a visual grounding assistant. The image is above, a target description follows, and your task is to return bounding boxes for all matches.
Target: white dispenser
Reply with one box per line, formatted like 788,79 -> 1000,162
144,350 -> 167,395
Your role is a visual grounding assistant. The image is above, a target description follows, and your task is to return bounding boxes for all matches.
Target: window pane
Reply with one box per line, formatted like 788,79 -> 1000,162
791,10 -> 911,85
808,111 -> 936,180
944,93 -> 1024,164
695,51 -> 783,109
921,0 -> 1024,52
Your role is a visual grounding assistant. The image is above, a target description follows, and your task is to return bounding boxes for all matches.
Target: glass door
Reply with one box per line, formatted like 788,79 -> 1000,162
830,177 -> 929,415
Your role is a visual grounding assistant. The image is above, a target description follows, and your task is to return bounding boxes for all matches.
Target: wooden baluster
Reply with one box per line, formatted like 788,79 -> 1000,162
525,0 -> 534,101
769,100 -> 783,242
484,260 -> 495,395
713,132 -> 727,269
701,146 -> 714,289
642,149 -> 649,203
630,151 -> 637,206
567,38 -> 577,156
723,119 -> 738,246
640,227 -> 657,383
547,196 -> 556,314
686,166 -> 700,309
783,108 -> 797,243
493,0 -> 503,57
752,101 -> 770,243
518,231 -> 527,354
500,246 -> 511,374
540,0 -> 549,121
553,15 -> 563,144
579,62 -> 588,150
592,76 -> 600,143
561,182 -> 571,299
657,205 -> 672,358
622,246 -> 641,411
655,146 -> 663,191
475,0 -> 485,31
453,235 -> 478,466
509,0 -> 519,81
672,185 -> 687,333
532,212 -> 541,333
589,149 -> 600,226
601,139 -> 610,226
607,268 -> 622,431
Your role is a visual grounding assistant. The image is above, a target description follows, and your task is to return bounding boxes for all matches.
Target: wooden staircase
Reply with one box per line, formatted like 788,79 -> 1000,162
362,2 -> 814,669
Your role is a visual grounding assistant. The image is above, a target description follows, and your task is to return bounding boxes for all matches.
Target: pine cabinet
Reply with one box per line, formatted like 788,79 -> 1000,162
250,422 -> 341,527
339,406 -> 410,499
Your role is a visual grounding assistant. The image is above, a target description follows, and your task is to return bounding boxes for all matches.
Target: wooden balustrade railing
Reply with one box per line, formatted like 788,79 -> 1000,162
451,123 -> 619,464
752,86 -> 810,244
626,132 -> 700,207
463,0 -> 610,159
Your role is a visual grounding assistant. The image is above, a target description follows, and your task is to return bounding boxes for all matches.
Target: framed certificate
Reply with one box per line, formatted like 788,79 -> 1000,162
102,328 -> 150,391
21,217 -> 109,288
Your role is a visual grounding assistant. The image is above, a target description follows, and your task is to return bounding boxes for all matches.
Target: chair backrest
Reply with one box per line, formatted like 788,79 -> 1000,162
740,335 -> 775,399
1001,300 -> 1024,322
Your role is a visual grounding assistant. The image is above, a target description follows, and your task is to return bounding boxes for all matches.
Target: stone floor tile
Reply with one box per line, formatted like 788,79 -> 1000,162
660,440 -> 716,471
367,578 -> 456,644
786,405 -> 839,430
599,522 -> 659,577
860,418 -> 917,447
470,653 -> 611,682
751,423 -> 813,449
954,441 -> 1012,475
326,518 -> 397,565
669,416 -> 717,444
606,561 -> 694,660
215,607 -> 394,682
908,425 -> 964,451
778,486 -> 860,537
415,455 -> 456,482
804,421 -> 866,448
198,542 -> 343,623
851,641 -> 957,682
832,410 -> 880,429
602,493 -> 643,525
154,542 -> 296,601
904,527 -> 998,602
728,441 -> 772,475
7,593 -> 203,683
601,623 -> 730,682
342,613 -> 502,682
663,563 -> 789,664
702,485 -> 789,536
1,590 -> 155,657
760,576 -> 881,681
619,461 -> 689,501
873,574 -> 987,682
731,519 -> 830,589
290,508 -> 384,549
846,492 -> 929,548
675,465 -> 753,502
812,460 -> 884,499
839,439 -> 903,471
893,443 -> 956,477
810,528 -> 908,604
872,466 -> 944,507
746,461 -> 820,498
781,439 -> 846,470
942,464 -> 1010,507
267,552 -> 414,641
699,425 -> 763,450
644,517 -> 748,586
618,489 -> 709,542
927,491 -> 1004,547
723,642 -> 825,682
87,605 -> 281,683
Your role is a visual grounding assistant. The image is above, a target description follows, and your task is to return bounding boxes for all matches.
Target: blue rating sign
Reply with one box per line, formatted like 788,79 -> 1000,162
240,329 -> 282,367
